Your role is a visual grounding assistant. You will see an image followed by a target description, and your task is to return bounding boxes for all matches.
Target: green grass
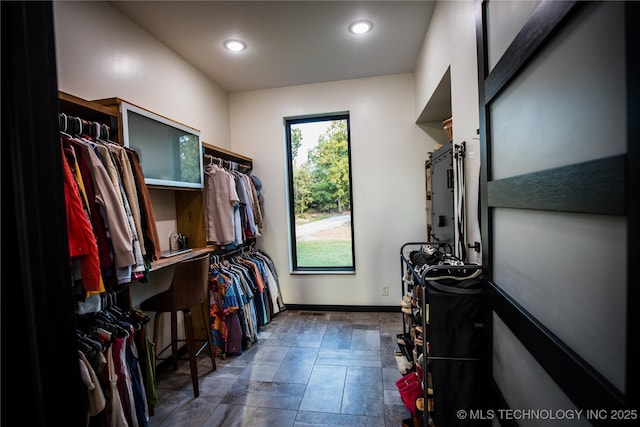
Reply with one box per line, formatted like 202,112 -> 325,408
296,240 -> 353,267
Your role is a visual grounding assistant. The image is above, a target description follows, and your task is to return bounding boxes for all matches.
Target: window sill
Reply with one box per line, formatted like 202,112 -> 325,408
290,270 -> 355,275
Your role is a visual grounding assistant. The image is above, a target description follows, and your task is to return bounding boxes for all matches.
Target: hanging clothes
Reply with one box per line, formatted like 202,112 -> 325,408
84,140 -> 135,271
93,140 -> 145,277
208,247 -> 284,357
208,268 -> 229,355
125,148 -> 161,263
61,141 -> 104,295
108,143 -> 146,258
79,350 -> 107,426
204,162 -> 239,246
105,344 -> 130,427
63,136 -> 114,281
252,250 -> 284,315
231,171 -> 257,240
77,301 -> 152,427
203,155 -> 264,247
244,173 -> 263,235
59,114 -> 160,299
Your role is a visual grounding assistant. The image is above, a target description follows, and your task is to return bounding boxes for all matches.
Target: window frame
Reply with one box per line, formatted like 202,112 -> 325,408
284,112 -> 356,274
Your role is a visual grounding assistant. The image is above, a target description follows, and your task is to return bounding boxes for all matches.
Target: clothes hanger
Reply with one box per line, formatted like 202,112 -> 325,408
90,121 -> 100,139
59,116 -> 74,140
81,119 -> 91,135
100,124 -> 110,141
59,113 -> 68,132
73,116 -> 82,136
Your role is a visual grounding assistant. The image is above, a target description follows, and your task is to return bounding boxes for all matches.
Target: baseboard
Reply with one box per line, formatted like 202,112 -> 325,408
283,304 -> 400,313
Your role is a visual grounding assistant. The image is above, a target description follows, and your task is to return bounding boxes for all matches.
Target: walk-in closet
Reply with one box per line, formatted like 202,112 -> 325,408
3,1 -> 637,427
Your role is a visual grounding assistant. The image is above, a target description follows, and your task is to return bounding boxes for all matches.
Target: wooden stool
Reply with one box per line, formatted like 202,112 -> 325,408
140,254 -> 216,398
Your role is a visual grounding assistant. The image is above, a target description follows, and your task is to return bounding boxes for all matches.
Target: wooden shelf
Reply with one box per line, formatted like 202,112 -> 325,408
59,91 -> 119,118
203,142 -> 253,163
58,91 -> 120,142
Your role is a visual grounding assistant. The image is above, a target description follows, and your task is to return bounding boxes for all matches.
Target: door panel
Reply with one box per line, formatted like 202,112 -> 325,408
476,0 -> 637,418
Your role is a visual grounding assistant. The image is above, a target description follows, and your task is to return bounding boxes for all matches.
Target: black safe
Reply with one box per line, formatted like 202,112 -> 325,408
429,141 -> 455,245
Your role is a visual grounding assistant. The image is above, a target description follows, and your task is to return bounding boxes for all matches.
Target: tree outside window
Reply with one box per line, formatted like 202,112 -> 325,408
285,113 -> 355,272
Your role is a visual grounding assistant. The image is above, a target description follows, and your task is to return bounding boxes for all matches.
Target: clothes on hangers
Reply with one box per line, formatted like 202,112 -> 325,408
208,248 -> 283,357
204,161 -> 239,246
76,301 -> 153,427
59,118 -> 161,305
91,138 -> 145,277
79,349 -> 107,425
107,143 -> 146,261
125,148 -> 161,263
203,157 -> 263,246
61,141 -> 104,295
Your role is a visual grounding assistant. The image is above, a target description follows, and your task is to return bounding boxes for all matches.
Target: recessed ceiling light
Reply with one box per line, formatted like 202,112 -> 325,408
224,39 -> 246,52
349,20 -> 372,34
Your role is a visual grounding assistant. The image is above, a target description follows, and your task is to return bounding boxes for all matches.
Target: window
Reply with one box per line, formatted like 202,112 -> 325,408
285,113 -> 355,272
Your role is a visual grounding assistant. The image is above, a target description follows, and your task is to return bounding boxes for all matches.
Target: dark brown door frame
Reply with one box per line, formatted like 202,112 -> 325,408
2,1 -> 85,425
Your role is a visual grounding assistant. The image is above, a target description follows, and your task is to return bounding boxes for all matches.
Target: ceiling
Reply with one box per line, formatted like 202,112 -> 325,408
109,1 -> 436,93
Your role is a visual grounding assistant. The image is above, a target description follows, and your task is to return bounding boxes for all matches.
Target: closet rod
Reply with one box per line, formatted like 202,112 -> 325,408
204,153 -> 252,172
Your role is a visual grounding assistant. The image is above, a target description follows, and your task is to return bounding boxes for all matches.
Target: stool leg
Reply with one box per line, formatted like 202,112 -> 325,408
170,311 -> 178,370
152,312 -> 162,357
183,308 -> 199,398
201,301 -> 217,371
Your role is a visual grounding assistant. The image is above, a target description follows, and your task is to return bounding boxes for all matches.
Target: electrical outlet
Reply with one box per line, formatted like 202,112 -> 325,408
382,286 -> 389,296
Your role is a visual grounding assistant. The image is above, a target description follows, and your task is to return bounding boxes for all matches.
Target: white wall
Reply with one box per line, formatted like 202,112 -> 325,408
53,1 -> 230,150
414,0 -> 482,264
52,0 -> 232,343
53,0 -> 232,262
414,1 -> 451,120
230,74 -> 433,306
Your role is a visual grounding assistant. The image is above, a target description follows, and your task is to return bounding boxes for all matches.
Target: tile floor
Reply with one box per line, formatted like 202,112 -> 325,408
148,309 -> 413,426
